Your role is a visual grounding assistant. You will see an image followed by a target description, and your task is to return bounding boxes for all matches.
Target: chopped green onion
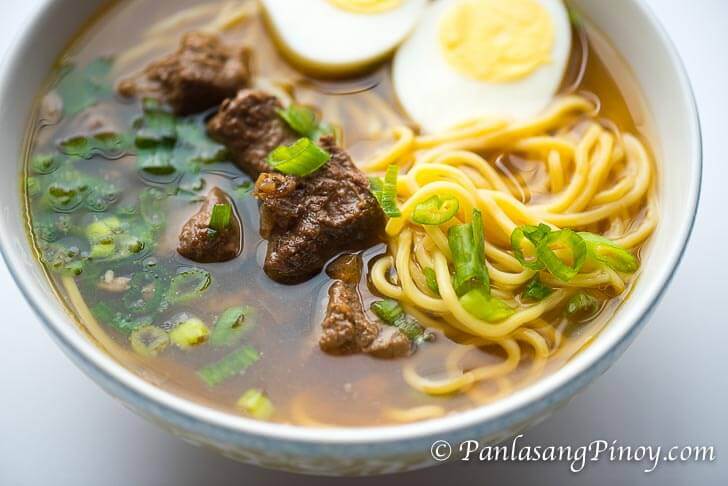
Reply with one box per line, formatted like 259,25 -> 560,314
130,325 -> 169,357
423,267 -> 440,295
277,104 -> 335,141
236,389 -> 275,420
210,306 -> 255,347
511,223 -> 551,270
39,242 -> 86,276
277,105 -> 318,137
578,232 -> 639,273
565,292 -> 600,320
522,275 -> 553,301
378,164 -> 402,217
267,137 -> 330,177
369,176 -> 384,206
86,216 -> 122,243
169,317 -> 209,349
371,299 -> 432,344
371,299 -> 404,323
460,288 -> 515,322
448,209 -> 489,296
167,267 -> 212,304
197,346 -> 260,387
536,229 -> 587,282
209,203 -> 232,233
412,195 -> 459,225
85,216 -> 147,261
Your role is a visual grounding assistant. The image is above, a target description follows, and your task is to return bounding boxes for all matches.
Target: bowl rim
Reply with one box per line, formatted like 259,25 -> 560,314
0,0 -> 702,448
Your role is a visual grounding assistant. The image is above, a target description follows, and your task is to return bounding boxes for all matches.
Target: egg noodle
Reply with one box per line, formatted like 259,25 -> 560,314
361,94 -> 657,404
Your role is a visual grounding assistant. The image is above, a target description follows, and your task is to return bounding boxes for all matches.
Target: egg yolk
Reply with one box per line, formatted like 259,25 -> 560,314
439,0 -> 555,83
327,0 -> 403,14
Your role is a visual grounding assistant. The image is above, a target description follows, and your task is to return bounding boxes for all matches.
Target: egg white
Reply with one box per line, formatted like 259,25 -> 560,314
393,0 -> 572,133
261,0 -> 427,76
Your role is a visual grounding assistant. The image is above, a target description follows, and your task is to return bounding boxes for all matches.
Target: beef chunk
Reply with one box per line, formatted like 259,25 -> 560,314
118,32 -> 250,115
207,89 -> 385,284
254,136 -> 385,283
177,187 -> 242,263
207,90 -> 296,178
319,255 -> 411,358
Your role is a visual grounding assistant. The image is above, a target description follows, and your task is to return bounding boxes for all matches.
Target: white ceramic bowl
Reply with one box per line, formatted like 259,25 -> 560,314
0,0 -> 701,476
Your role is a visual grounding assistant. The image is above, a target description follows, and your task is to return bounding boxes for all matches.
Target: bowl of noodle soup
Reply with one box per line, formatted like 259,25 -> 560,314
0,0 -> 700,475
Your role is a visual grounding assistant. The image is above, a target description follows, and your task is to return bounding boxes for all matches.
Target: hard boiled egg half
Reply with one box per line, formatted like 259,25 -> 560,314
393,0 -> 572,133
261,0 -> 427,76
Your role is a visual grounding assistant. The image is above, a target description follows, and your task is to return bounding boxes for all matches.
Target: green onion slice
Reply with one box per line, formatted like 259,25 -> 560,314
277,105 -> 318,137
412,195 -> 459,225
209,203 -> 232,233
460,288 -> 515,322
522,275 -> 553,301
536,229 -> 587,282
236,389 -> 275,420
130,325 -> 169,357
423,267 -> 440,295
578,232 -> 639,273
511,223 -> 551,270
565,292 -> 600,320
210,306 -> 255,347
197,346 -> 260,387
168,267 -> 212,304
376,164 -> 401,218
267,137 -> 330,177
448,209 -> 489,296
370,299 -> 432,344
169,318 -> 209,349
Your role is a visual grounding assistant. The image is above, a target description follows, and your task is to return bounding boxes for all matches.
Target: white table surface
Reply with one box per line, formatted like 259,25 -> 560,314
1,1 -> 726,484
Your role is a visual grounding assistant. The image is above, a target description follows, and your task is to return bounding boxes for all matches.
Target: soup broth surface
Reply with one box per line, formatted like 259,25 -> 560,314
24,0 -> 656,426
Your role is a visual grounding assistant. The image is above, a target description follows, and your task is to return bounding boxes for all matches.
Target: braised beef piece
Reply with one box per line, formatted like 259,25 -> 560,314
320,255 -> 411,358
254,136 -> 385,283
118,32 -> 250,116
207,90 -> 296,178
177,187 -> 242,263
208,89 -> 385,284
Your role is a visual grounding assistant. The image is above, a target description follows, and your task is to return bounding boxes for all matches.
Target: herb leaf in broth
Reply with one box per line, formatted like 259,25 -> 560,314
59,132 -> 132,160
135,99 -> 178,148
174,118 -> 229,166
55,57 -> 113,116
132,102 -> 229,179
